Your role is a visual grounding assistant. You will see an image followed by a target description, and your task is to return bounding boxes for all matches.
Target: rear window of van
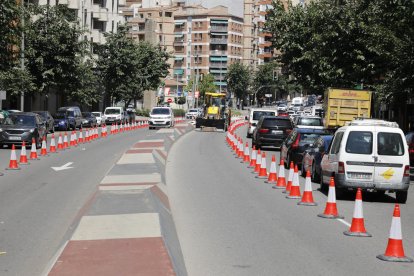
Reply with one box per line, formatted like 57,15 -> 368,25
378,132 -> 405,156
346,131 -> 373,154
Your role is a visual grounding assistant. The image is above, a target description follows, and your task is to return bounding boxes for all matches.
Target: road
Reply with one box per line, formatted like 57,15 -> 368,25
166,125 -> 414,276
0,128 -> 151,275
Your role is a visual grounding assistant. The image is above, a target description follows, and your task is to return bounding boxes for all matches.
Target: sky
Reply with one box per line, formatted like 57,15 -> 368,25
188,0 -> 244,17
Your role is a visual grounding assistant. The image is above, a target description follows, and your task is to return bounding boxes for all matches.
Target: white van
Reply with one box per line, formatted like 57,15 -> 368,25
149,106 -> 174,129
320,119 -> 410,203
246,108 -> 278,138
104,107 -> 125,125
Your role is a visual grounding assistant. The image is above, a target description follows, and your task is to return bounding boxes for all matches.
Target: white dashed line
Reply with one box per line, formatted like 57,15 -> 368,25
337,218 -> 351,227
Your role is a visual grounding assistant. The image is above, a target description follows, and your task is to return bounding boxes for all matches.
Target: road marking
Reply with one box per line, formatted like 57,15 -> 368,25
51,162 -> 74,171
337,218 -> 351,227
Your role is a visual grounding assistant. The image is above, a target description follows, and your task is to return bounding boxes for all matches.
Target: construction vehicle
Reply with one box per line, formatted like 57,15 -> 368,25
324,88 -> 372,131
195,92 -> 230,131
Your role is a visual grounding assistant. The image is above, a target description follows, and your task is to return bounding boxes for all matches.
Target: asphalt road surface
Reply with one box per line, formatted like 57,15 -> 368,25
167,126 -> 414,276
0,128 -> 150,275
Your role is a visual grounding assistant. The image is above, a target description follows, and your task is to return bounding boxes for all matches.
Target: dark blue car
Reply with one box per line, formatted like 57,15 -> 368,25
301,135 -> 333,181
280,128 -> 331,170
53,112 -> 71,131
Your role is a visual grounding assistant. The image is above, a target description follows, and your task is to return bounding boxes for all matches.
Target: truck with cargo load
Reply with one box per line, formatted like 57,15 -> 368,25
323,88 -> 372,131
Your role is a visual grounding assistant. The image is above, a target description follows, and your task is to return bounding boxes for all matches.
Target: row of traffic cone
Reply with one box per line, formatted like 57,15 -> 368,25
227,122 -> 413,263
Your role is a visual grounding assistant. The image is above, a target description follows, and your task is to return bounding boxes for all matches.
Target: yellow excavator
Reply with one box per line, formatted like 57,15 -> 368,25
195,92 -> 230,131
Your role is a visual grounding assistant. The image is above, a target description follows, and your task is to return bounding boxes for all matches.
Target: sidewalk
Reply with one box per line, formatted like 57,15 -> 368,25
45,122 -> 192,276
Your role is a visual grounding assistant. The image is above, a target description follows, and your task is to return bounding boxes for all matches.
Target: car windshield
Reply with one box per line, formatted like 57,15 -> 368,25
54,113 -> 66,119
2,115 -> 36,126
33,111 -> 47,119
298,117 -> 323,126
152,108 -> 170,115
92,112 -> 101,117
188,109 -> 198,113
253,111 -> 276,120
105,109 -> 121,115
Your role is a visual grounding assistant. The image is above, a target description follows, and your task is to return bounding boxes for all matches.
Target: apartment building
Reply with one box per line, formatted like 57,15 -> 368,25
34,0 -> 126,45
124,2 -> 243,95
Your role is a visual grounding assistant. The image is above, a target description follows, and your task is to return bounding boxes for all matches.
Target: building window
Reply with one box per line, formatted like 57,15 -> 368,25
165,12 -> 172,17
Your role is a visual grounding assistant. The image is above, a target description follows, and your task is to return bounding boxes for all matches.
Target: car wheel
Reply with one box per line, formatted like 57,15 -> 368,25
319,172 -> 328,192
246,133 -> 251,138
51,126 -> 55,133
396,191 -> 408,204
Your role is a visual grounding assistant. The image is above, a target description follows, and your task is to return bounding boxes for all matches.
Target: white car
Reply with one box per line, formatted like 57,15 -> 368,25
186,109 -> 200,119
320,119 -> 410,203
149,107 -> 174,129
92,112 -> 105,126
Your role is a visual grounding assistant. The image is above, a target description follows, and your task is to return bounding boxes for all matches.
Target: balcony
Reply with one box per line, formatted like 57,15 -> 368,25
92,4 -> 100,19
210,38 -> 228,44
210,25 -> 228,32
258,52 -> 272,59
173,39 -> 185,45
210,50 -> 227,55
209,62 -> 227,69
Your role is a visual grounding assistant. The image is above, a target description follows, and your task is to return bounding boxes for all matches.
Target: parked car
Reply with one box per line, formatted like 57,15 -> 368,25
252,116 -> 293,149
277,104 -> 288,112
280,128 -> 331,169
320,119 -> 410,202
293,115 -> 324,129
186,109 -> 200,119
0,112 -> 47,148
149,106 -> 174,129
57,106 -> 83,130
246,108 -> 278,138
405,131 -> 414,166
53,112 -> 71,131
301,135 -> 334,180
91,112 -> 105,126
82,112 -> 98,128
33,111 -> 54,133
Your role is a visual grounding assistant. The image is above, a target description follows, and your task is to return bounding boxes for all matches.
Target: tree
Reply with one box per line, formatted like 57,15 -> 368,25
226,62 -> 250,102
23,4 -> 98,105
198,73 -> 216,98
96,26 -> 169,107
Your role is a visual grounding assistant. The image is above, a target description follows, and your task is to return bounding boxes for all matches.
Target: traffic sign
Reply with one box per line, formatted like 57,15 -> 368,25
167,98 -> 173,103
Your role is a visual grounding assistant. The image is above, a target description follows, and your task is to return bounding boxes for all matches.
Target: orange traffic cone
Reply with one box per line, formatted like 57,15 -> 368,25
283,162 -> 294,194
254,149 -> 262,173
273,159 -> 286,189
248,146 -> 257,168
298,170 -> 317,206
19,141 -> 30,165
237,139 -> 244,159
57,133 -> 64,150
232,135 -> 238,152
377,204 -> 413,262
287,165 -> 301,199
344,188 -> 370,236
318,177 -> 344,219
49,134 -> 57,153
265,155 -> 278,184
40,136 -> 48,156
242,142 -> 250,163
6,144 -> 20,170
69,131 -> 75,146
78,129 -> 84,144
63,132 -> 69,149
256,152 -> 268,179
73,131 -> 78,146
30,138 -> 40,160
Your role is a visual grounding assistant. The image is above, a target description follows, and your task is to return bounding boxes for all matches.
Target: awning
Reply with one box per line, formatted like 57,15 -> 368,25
210,69 -> 227,74
210,32 -> 228,36
174,34 -> 184,38
173,69 -> 184,75
214,81 -> 227,86
174,57 -> 184,61
211,19 -> 228,24
174,22 -> 185,26
210,57 -> 228,62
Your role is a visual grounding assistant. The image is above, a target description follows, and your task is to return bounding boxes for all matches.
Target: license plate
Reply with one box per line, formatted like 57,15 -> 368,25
9,136 -> 22,141
272,130 -> 283,134
348,172 -> 371,179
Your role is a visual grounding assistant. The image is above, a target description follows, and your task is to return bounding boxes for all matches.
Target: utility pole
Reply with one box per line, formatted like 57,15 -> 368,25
20,0 -> 25,111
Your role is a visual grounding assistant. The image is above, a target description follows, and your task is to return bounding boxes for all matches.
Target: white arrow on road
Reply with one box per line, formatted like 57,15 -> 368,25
51,162 -> 74,171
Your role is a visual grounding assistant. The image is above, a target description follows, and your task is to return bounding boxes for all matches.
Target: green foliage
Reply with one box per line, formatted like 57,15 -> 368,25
173,109 -> 186,117
198,73 -> 216,97
266,0 -> 414,100
0,0 -> 21,71
135,109 -> 150,117
96,26 -> 170,105
226,62 -> 250,100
